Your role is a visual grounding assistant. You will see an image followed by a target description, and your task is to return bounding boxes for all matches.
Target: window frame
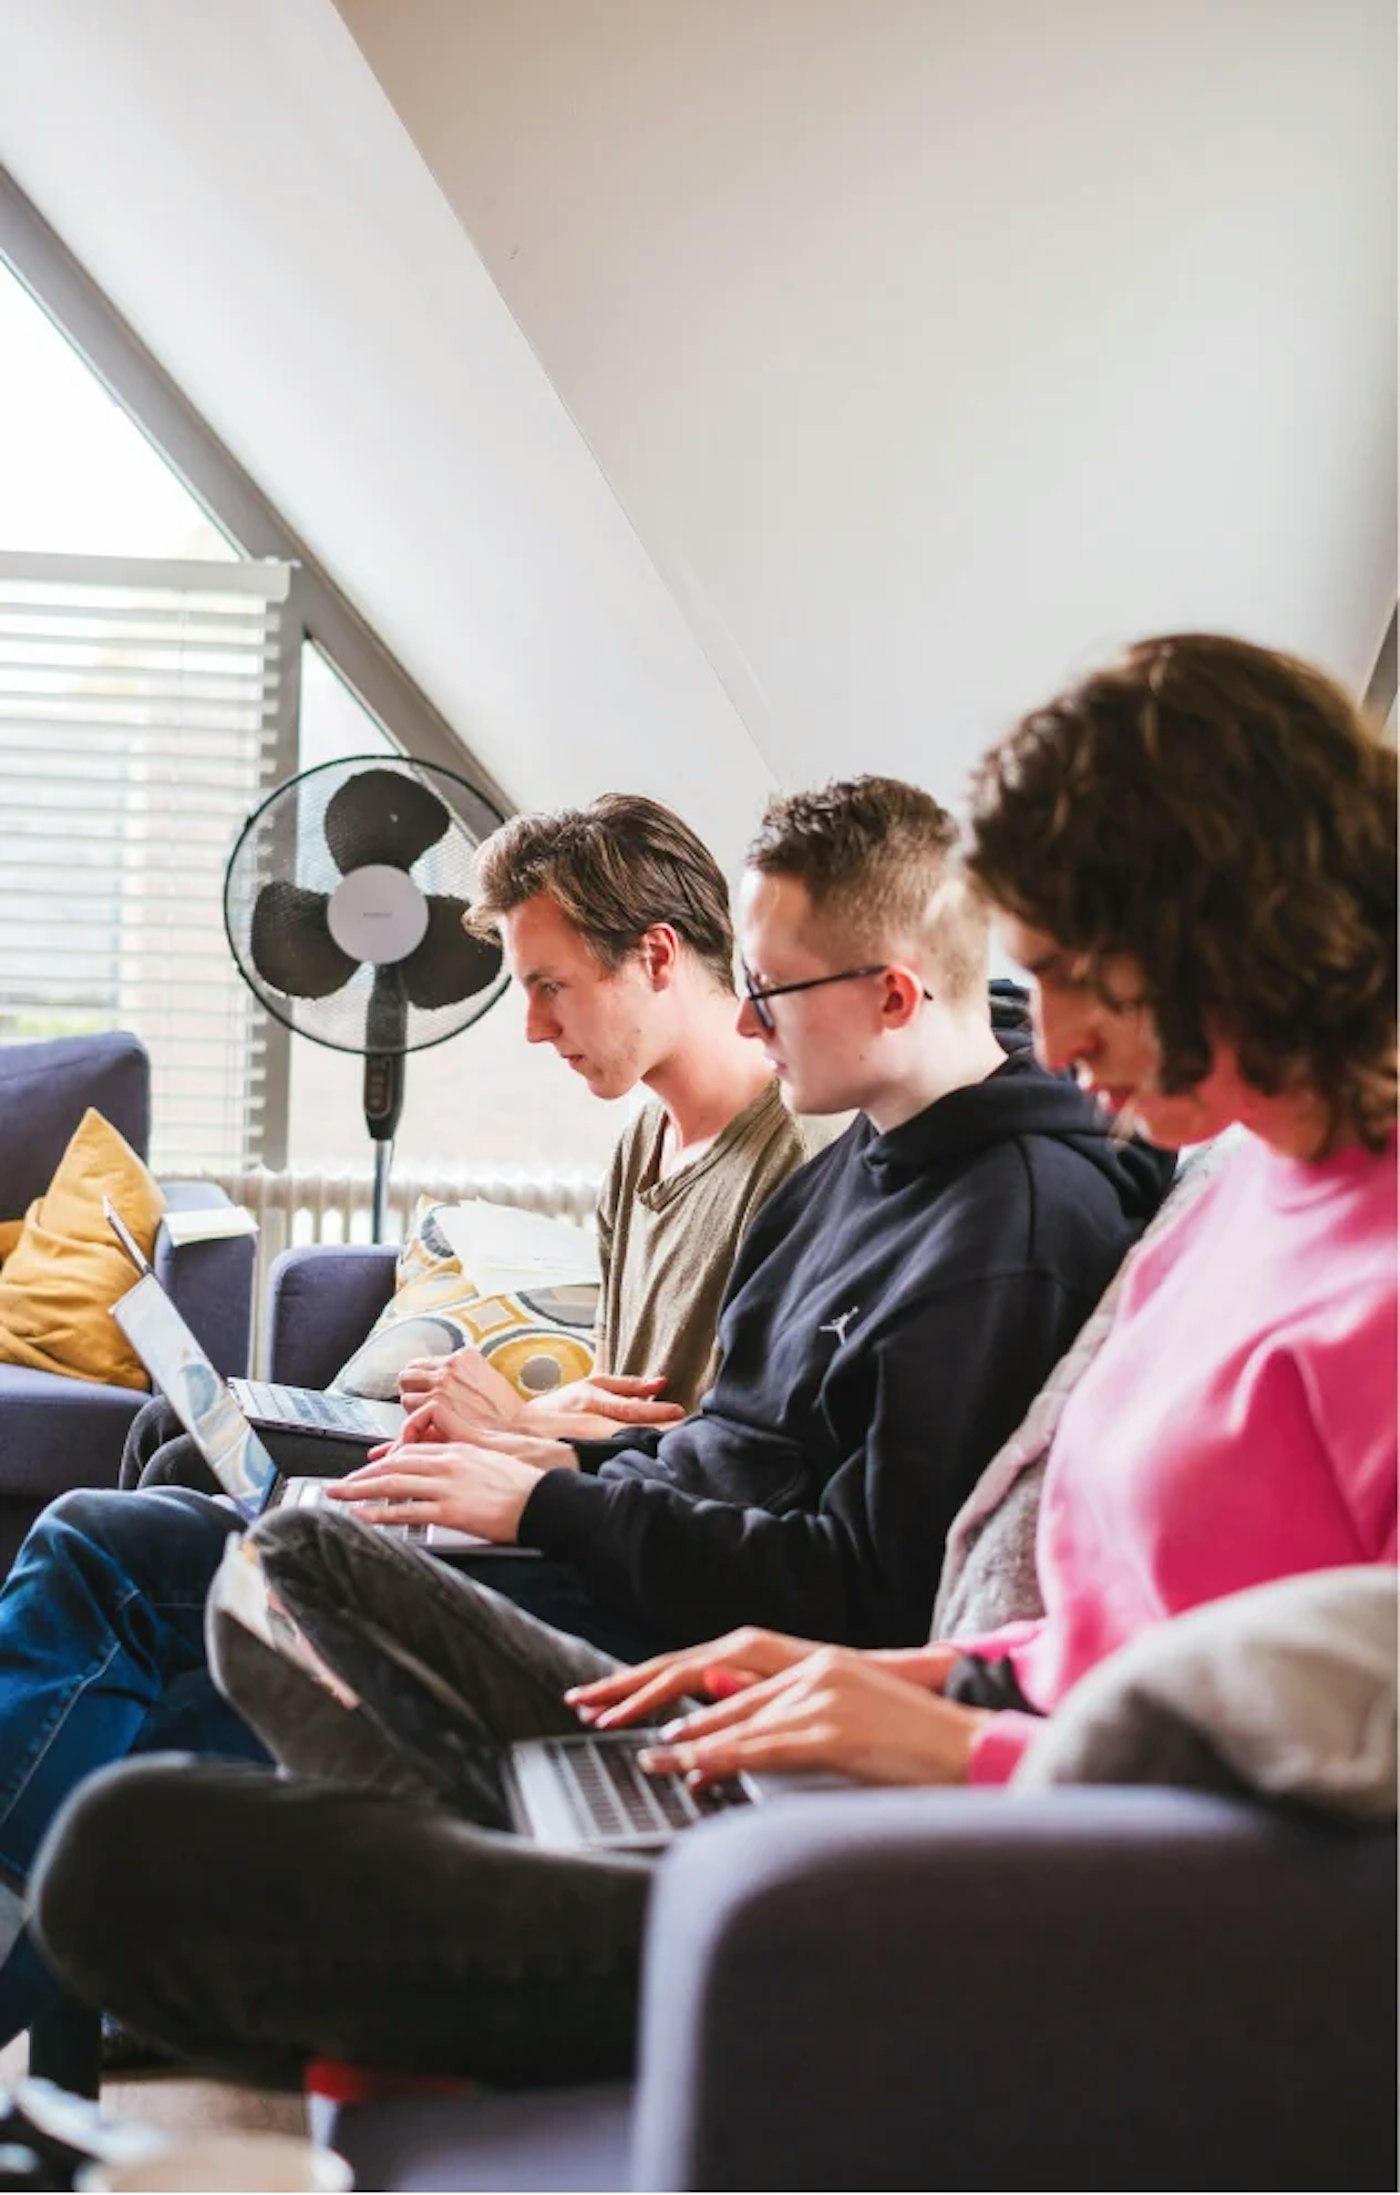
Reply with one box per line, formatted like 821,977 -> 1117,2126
0,163 -> 514,1165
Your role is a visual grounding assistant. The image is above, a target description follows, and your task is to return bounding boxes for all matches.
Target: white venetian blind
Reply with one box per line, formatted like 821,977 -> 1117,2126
0,550 -> 293,1172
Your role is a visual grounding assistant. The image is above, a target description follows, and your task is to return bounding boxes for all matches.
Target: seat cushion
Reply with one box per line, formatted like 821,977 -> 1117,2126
317,2085 -> 634,2194
0,1364 -> 144,1499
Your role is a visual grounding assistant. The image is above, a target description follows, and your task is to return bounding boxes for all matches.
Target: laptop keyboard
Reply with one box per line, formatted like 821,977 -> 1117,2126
282,1476 -> 431,1544
240,1381 -> 386,1437
545,1732 -> 748,1842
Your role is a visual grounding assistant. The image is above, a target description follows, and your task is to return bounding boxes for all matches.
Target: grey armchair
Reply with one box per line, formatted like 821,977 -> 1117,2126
320,1786 -> 1396,2193
0,1032 -> 256,1573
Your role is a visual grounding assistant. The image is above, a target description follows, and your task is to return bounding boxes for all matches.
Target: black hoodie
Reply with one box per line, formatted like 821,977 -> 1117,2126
520,1045 -> 1171,1651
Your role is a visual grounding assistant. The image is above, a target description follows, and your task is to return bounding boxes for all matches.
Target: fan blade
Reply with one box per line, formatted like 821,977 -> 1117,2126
324,769 -> 451,874
250,881 -> 358,999
365,964 -> 409,1055
399,897 -> 504,1010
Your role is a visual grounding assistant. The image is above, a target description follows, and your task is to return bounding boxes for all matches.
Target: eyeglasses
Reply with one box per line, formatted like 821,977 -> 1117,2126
741,963 -> 934,1035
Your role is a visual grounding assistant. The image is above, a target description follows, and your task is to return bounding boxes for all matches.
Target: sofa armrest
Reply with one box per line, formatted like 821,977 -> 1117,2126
266,1245 -> 398,1388
153,1184 -> 255,1379
633,1786 -> 1396,2193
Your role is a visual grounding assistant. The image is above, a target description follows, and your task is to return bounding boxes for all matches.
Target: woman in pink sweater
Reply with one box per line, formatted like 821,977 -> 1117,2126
575,631 -> 1397,1787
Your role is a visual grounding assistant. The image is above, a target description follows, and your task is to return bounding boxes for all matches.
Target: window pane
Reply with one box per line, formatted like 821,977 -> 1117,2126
0,258 -> 233,562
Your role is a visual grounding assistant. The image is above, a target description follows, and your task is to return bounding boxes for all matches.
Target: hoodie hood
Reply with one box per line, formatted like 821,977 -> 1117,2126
861,1046 -> 1175,1224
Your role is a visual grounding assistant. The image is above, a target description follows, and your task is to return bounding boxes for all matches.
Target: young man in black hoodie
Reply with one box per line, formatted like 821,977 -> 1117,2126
266,777 -> 1165,1650
24,780 -> 1169,2081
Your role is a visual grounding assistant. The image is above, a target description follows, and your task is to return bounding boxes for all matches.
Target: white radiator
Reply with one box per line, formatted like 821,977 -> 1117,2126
186,1163 -> 601,1372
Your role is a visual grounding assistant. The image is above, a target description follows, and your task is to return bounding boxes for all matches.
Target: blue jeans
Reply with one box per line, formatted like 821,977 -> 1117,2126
0,1487 -> 268,2041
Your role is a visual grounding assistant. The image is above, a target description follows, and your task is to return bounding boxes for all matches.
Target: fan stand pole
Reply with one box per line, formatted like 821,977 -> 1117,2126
363,1049 -> 405,1245
372,1138 -> 394,1246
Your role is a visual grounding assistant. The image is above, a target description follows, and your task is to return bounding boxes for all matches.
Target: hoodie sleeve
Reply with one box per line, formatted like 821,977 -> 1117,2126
518,1269 -> 1098,1649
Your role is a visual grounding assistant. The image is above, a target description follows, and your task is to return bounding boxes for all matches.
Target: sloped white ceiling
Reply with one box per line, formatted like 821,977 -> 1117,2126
335,0 -> 1396,798
0,0 -> 774,871
0,0 -> 1393,861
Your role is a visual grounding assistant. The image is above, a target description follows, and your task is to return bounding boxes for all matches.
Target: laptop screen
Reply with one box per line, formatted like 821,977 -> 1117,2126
111,1276 -> 279,1521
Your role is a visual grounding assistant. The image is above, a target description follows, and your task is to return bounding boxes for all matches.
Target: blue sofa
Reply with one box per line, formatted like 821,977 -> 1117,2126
273,1242 -> 1396,2192
0,1032 -> 255,1574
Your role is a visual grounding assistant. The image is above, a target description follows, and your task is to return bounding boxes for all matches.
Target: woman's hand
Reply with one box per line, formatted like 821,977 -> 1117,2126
328,1423 -> 577,1541
566,1626 -> 822,1728
567,1631 -> 958,1731
635,1645 -> 983,1789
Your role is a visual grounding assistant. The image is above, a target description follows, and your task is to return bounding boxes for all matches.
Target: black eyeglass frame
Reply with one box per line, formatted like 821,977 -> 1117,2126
741,963 -> 934,1034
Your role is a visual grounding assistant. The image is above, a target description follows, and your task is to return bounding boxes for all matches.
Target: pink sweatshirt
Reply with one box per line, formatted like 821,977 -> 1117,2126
956,1129 -> 1398,1784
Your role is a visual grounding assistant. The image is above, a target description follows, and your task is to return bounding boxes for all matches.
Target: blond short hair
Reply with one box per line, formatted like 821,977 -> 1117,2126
746,775 -> 987,999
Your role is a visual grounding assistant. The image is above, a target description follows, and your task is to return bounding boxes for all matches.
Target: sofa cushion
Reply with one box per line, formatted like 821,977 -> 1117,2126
1013,1565 -> 1399,1820
0,1364 -> 146,1498
0,1109 -> 164,1391
317,2083 -> 634,2194
332,1198 -> 597,1404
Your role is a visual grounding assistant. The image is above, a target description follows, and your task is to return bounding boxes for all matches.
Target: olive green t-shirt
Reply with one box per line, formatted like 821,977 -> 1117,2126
594,1079 -> 819,1415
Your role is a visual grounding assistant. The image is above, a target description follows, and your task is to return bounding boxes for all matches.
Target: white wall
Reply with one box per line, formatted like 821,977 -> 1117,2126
337,0 -> 1397,803
0,0 -> 1392,856
0,0 -> 774,872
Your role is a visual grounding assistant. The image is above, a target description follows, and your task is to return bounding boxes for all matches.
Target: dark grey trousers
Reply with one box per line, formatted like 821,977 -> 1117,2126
30,1509 -> 655,2084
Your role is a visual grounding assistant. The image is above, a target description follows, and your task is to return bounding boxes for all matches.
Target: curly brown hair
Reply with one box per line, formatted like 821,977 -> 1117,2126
965,633 -> 1397,1148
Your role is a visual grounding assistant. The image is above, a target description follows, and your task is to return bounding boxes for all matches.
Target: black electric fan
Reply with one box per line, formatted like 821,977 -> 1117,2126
224,755 -> 509,1240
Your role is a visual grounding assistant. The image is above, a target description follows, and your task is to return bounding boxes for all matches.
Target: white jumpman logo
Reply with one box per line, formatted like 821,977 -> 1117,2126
819,1306 -> 860,1346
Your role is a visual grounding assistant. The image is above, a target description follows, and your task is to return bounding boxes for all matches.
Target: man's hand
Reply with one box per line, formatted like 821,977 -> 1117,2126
523,1373 -> 686,1432
325,1427 -> 576,1542
397,1347 -> 523,1429
633,1645 -> 981,1789
397,1354 -> 687,1442
373,1409 -> 578,1472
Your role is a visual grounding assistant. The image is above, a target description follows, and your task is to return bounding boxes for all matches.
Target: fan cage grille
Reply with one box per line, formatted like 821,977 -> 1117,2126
225,754 -> 508,1055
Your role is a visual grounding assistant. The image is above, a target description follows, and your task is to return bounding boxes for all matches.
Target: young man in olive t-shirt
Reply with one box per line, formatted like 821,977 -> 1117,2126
415,793 -> 819,1432
123,795 -> 812,1493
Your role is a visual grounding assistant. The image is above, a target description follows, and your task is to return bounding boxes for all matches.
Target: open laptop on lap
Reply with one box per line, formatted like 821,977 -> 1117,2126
107,1205 -> 843,1851
102,1199 -> 403,1447
105,1200 -> 496,1555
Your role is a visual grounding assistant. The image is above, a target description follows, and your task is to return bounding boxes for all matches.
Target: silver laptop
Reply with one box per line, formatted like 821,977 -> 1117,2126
504,1729 -> 764,1852
231,1378 -> 404,1447
105,1201 -> 499,1555
101,1201 -> 402,1446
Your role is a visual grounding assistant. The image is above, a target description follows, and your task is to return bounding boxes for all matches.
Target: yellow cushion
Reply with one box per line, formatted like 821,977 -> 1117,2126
332,1197 -> 597,1403
0,1108 -> 165,1389
0,1219 -> 23,1265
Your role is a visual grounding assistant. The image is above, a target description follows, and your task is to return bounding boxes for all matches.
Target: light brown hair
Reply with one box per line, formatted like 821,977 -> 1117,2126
468,794 -> 735,991
746,775 -> 986,999
966,633 -> 1398,1148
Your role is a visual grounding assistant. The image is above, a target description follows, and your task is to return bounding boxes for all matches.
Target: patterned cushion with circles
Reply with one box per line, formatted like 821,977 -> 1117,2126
331,1197 -> 598,1403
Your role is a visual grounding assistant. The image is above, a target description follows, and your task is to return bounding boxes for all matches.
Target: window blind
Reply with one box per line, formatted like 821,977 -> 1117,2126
0,550 -> 293,1172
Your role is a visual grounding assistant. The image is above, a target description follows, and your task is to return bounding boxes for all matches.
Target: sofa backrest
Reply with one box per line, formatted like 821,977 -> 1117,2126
0,1032 -> 150,1216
